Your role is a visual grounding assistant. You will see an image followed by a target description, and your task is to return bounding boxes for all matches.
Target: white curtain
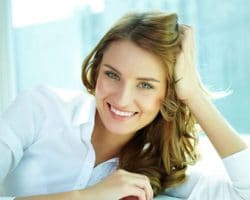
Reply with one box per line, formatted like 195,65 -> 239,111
0,0 -> 16,113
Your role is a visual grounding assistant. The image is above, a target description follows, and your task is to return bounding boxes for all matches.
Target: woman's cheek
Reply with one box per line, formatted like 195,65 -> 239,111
96,77 -> 118,97
140,94 -> 163,109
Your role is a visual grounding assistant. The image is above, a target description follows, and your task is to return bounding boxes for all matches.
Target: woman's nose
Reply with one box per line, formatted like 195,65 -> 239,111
114,84 -> 134,107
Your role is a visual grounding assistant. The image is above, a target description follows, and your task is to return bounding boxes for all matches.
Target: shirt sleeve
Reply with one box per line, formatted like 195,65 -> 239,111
0,89 -> 45,184
222,148 -> 250,200
162,148 -> 250,200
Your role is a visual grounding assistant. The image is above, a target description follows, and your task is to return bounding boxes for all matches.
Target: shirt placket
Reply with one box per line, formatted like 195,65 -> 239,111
73,120 -> 96,189
73,140 -> 96,189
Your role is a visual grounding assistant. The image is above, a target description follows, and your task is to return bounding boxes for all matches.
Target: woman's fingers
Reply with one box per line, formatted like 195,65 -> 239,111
179,25 -> 195,60
174,24 -> 201,101
133,175 -> 153,200
87,169 -> 153,200
120,170 -> 153,200
177,24 -> 196,69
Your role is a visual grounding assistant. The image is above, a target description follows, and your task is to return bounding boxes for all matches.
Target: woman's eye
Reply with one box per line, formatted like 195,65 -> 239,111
138,82 -> 154,89
104,71 -> 120,80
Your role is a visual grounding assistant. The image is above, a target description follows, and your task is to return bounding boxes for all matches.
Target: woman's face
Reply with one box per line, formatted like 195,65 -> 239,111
95,40 -> 166,136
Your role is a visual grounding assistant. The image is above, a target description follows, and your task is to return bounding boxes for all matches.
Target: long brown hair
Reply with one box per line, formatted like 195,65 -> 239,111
82,11 -> 199,195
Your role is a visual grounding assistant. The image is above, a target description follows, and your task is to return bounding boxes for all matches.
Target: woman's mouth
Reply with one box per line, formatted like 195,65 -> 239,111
107,103 -> 137,118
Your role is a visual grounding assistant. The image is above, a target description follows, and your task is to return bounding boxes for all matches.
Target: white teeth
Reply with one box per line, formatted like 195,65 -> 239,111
110,106 -> 134,117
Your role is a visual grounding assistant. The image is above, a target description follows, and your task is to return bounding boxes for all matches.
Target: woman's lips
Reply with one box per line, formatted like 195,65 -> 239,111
107,103 -> 137,118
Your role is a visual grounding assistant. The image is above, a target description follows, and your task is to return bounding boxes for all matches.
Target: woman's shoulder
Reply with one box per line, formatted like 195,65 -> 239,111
17,85 -> 94,108
5,85 -> 95,123
32,85 -> 91,101
30,85 -> 96,125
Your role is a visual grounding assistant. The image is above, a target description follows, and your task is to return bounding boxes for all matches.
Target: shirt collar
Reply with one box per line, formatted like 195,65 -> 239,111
72,92 -> 96,126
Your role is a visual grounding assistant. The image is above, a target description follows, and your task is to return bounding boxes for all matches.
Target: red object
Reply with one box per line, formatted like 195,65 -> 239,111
122,196 -> 139,200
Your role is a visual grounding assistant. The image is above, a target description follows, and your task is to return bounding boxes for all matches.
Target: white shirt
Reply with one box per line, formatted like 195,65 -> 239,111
0,86 -> 250,200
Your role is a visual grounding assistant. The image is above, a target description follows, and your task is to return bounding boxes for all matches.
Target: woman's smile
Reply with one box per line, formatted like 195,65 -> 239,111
108,103 -> 137,118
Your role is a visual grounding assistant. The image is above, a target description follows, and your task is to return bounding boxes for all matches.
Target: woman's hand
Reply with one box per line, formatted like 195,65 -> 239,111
15,169 -> 152,200
174,25 -> 203,104
84,169 -> 153,200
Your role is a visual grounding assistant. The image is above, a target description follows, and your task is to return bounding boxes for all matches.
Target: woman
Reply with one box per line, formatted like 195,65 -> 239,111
0,11 -> 249,200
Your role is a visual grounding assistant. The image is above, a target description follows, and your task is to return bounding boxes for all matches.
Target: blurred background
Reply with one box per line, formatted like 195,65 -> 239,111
1,0 -> 250,134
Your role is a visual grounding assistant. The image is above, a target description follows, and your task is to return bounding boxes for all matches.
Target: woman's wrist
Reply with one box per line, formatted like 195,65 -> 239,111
78,188 -> 95,200
182,91 -> 209,110
79,186 -> 102,200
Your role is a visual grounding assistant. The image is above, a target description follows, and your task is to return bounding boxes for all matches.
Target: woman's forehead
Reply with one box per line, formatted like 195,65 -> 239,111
101,40 -> 166,79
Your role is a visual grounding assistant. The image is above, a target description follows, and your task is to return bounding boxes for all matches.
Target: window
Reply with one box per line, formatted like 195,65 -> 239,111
8,0 -> 250,133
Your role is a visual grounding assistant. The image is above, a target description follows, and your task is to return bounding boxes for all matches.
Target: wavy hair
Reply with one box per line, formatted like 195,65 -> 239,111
82,11 -> 200,195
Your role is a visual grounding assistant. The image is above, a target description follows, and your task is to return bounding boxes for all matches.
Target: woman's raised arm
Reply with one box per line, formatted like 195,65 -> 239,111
174,25 -> 248,158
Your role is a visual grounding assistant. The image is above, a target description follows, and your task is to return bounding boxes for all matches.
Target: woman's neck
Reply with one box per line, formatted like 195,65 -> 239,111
91,112 -> 135,165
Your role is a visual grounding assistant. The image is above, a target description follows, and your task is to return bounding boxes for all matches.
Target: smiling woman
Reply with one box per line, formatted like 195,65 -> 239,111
0,11 -> 250,200
95,40 -> 166,133
81,13 -> 200,195
92,40 -> 167,167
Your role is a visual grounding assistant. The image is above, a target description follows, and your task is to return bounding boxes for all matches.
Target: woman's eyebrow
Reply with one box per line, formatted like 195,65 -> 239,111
103,64 -> 121,75
103,63 -> 161,83
136,78 -> 160,83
